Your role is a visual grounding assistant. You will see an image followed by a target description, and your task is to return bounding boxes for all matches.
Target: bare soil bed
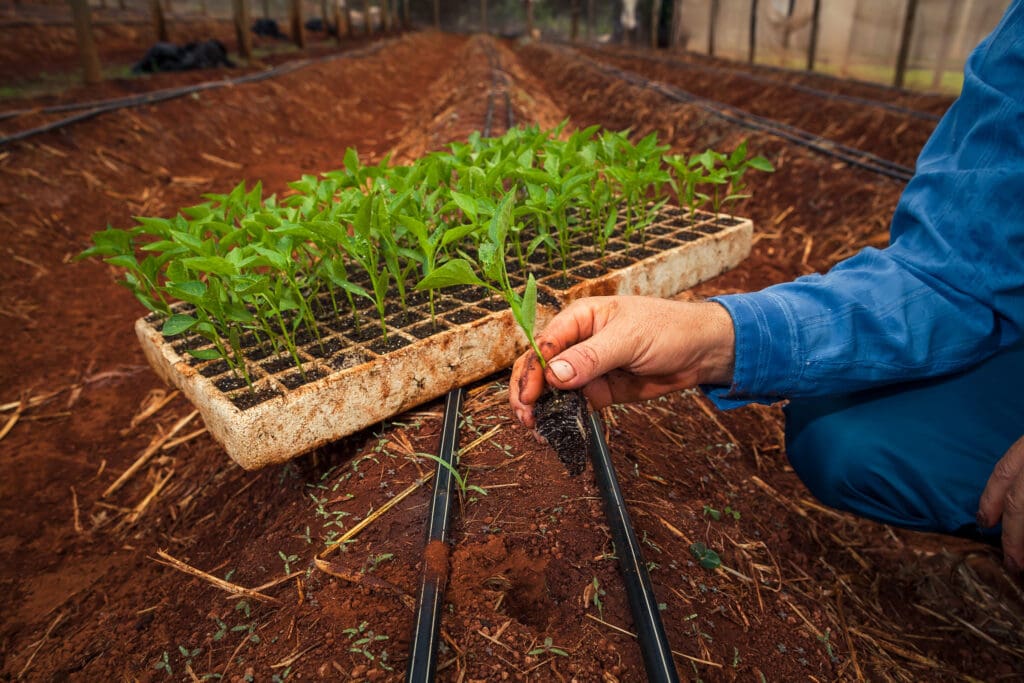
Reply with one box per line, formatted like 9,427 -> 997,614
1,27 -> 1021,683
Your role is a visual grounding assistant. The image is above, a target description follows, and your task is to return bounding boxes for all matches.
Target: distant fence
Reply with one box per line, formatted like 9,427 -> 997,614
21,0 -> 1013,92
674,0 -> 1011,92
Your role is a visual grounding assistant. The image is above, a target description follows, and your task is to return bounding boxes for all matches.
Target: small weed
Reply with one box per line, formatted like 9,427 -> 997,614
343,621 -> 393,671
528,636 -> 569,657
278,551 -> 299,574
154,650 -> 172,676
689,542 -> 722,570
585,576 -> 606,618
363,552 -> 394,573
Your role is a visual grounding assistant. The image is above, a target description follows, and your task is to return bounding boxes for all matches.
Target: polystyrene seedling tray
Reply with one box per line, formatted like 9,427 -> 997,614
135,207 -> 752,469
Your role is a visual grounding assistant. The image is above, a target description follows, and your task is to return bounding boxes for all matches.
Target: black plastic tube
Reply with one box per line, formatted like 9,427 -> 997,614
588,411 -> 680,683
405,387 -> 464,683
562,47 -> 915,183
0,40 -> 390,147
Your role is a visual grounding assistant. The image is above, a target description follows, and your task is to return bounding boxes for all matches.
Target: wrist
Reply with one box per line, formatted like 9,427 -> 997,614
697,302 -> 736,386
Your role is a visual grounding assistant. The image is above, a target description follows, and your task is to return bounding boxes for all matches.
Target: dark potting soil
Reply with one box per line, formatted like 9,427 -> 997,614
367,334 -> 412,355
431,297 -> 461,314
407,320 -> 448,340
214,374 -> 248,392
280,367 -> 327,390
445,307 -> 486,325
533,389 -> 590,476
695,223 -> 725,235
675,230 -> 703,242
604,240 -> 630,253
386,310 -> 426,329
478,297 -> 509,312
244,343 -> 275,362
537,288 -> 561,311
261,355 -> 297,375
647,224 -> 675,236
572,264 -> 606,279
304,337 -> 344,359
350,324 -> 387,343
328,349 -> 372,371
601,254 -> 634,270
327,315 -> 356,336
625,246 -> 657,260
667,216 -> 695,229
199,359 -> 231,378
526,250 -> 552,266
293,325 -> 320,346
542,274 -> 581,291
405,290 -> 430,307
383,300 -> 405,316
716,216 -> 742,227
229,385 -> 280,410
449,285 -> 490,303
650,238 -> 678,250
171,335 -> 207,354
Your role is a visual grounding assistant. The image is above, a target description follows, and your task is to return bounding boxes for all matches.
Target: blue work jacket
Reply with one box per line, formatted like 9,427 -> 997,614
708,0 -> 1024,408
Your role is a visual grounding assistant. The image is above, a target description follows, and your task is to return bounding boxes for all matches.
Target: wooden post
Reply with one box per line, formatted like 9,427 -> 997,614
403,0 -> 409,29
233,0 -> 253,61
586,0 -> 594,41
708,0 -> 719,56
68,0 -> 102,84
321,0 -> 329,28
151,0 -> 169,41
894,0 -> 919,88
333,0 -> 344,40
363,0 -> 372,34
380,0 -> 390,31
525,0 -> 534,38
480,0 -> 487,33
433,0 -> 440,29
806,0 -> 821,71
650,0 -> 661,49
748,0 -> 757,63
261,0 -> 269,19
346,1 -> 355,36
570,0 -> 580,42
290,0 -> 305,46
931,0 -> 964,89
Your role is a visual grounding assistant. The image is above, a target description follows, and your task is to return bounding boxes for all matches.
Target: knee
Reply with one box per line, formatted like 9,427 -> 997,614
783,399 -> 866,514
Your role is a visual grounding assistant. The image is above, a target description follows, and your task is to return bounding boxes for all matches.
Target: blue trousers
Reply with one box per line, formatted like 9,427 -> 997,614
784,344 -> 1024,543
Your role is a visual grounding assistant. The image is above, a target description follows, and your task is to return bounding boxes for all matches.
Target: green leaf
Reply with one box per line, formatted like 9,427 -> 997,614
162,314 -> 197,336
187,348 -> 223,360
520,273 -> 538,339
449,191 -> 478,223
415,259 -> 486,291
746,156 -> 775,173
182,255 -> 238,277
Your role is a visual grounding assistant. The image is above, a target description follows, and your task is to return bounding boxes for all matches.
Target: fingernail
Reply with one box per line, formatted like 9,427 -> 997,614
549,360 -> 575,382
1006,556 -> 1022,574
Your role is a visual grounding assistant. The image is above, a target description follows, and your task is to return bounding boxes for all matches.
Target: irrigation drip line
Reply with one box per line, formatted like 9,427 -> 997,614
597,48 -> 940,122
0,39 -> 392,148
587,412 -> 680,682
405,388 -> 465,683
569,48 -> 914,183
406,43 -> 511,681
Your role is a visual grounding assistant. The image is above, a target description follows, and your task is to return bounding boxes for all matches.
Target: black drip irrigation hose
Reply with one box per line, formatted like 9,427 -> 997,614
0,39 -> 392,148
594,47 -> 940,122
562,47 -> 915,183
405,388 -> 465,682
405,42 -> 508,681
587,412 -> 680,682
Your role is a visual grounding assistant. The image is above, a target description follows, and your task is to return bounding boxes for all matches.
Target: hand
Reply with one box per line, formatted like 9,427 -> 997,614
978,434 -> 1024,573
509,296 -> 736,428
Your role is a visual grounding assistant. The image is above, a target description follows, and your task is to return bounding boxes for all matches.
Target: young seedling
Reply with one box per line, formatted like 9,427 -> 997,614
528,637 -> 569,658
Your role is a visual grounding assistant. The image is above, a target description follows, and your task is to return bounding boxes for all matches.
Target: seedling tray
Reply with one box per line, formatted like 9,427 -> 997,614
136,207 -> 752,469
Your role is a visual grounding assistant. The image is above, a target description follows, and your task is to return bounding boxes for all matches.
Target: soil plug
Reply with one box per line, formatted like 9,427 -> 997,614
533,388 -> 590,475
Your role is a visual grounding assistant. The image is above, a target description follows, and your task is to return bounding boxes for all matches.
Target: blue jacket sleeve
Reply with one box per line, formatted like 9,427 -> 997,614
707,0 -> 1024,408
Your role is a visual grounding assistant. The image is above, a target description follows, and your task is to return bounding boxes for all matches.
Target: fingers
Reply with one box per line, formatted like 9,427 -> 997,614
540,300 -> 634,391
978,435 -> 1024,572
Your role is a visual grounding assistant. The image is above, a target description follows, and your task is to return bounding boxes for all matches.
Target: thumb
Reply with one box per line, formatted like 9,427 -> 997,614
544,331 -> 632,390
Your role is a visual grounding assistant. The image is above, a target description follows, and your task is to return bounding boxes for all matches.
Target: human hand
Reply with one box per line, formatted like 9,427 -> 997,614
978,434 -> 1024,573
509,296 -> 736,428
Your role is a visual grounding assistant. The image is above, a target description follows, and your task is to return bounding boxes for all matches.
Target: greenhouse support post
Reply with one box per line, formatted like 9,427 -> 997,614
748,0 -> 757,64
291,0 -> 306,48
68,0 -> 102,85
806,0 -> 821,72
894,0 -> 920,88
708,0 -> 719,56
233,0 -> 253,61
